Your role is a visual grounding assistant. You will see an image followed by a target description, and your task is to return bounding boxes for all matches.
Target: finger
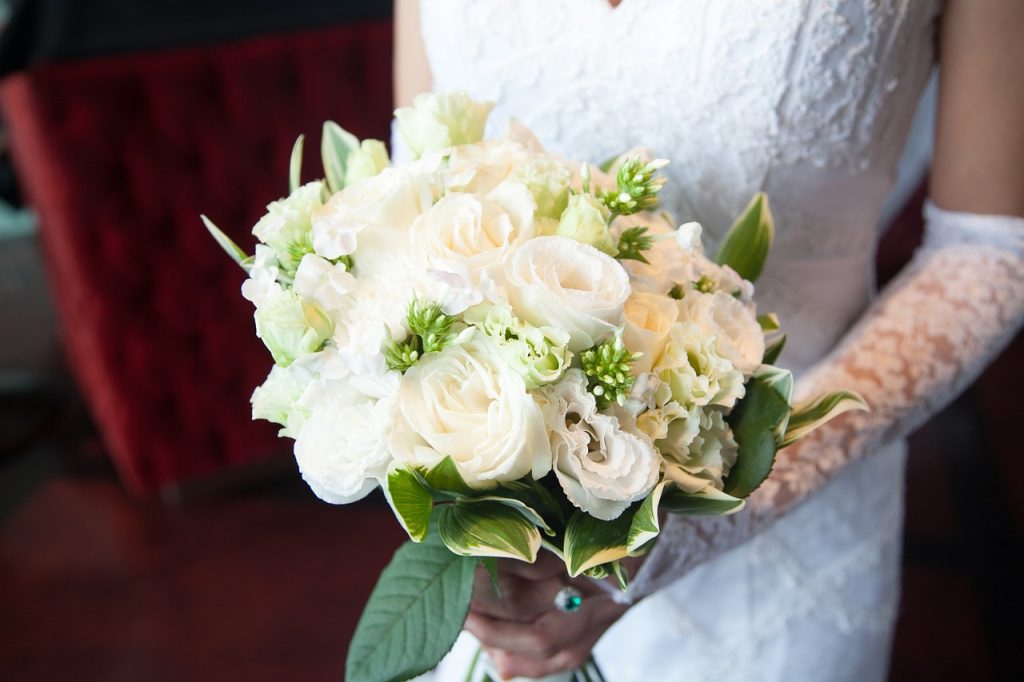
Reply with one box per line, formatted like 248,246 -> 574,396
489,643 -> 593,680
465,611 -> 572,658
470,573 -> 563,622
497,551 -> 566,581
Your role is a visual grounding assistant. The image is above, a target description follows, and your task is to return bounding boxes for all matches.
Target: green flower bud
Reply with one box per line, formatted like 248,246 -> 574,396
254,287 -> 333,367
556,193 -> 616,255
345,139 -> 390,185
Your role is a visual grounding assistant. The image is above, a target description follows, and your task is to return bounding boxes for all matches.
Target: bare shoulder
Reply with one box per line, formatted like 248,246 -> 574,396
931,0 -> 1024,216
394,0 -> 433,108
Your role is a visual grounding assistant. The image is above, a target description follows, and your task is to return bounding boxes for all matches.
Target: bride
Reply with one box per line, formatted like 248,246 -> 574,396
393,1 -> 1024,679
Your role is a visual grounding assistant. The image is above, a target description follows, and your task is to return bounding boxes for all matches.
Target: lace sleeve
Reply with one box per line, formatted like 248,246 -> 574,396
621,201 -> 1024,603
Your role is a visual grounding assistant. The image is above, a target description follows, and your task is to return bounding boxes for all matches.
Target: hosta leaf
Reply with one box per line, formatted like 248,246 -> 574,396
714,192 -> 774,283
289,134 -> 304,194
608,560 -> 629,591
763,334 -> 787,365
627,481 -> 667,553
201,215 -> 250,269
345,531 -> 476,682
563,507 -> 635,577
473,495 -> 554,535
384,464 -> 433,542
661,485 -> 745,516
781,390 -> 869,448
321,121 -> 360,194
723,373 -> 791,498
419,456 -> 475,497
437,499 -> 541,562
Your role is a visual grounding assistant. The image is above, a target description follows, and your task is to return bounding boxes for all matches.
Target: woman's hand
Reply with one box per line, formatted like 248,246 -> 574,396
464,552 -> 634,679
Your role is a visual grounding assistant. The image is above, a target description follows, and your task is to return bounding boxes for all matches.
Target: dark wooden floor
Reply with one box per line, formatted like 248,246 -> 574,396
1,335 -> 1021,681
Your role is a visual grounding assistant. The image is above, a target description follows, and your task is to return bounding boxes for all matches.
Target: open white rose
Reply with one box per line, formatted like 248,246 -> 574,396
505,236 -> 631,353
623,291 -> 680,374
678,290 -> 764,374
537,371 -> 660,520
394,91 -> 494,159
311,168 -> 433,259
662,407 -> 739,494
445,138 -> 530,194
389,337 -> 551,487
655,321 -> 746,409
293,376 -> 399,504
411,181 -> 535,290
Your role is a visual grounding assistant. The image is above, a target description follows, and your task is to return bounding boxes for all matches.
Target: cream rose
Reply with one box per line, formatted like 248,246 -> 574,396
623,291 -> 680,374
662,407 -> 739,494
505,236 -> 631,353
389,337 -> 551,487
678,290 -> 764,374
537,371 -> 660,520
655,321 -> 746,409
445,138 -> 531,194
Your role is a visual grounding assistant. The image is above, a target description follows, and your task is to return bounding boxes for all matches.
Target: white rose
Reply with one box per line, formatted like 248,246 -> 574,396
505,236 -> 631,353
251,181 -> 323,273
678,290 -> 764,374
623,291 -> 679,374
311,168 -> 433,259
293,376 -> 399,504
654,321 -> 746,409
411,181 -> 535,289
254,286 -> 333,367
663,407 -> 738,494
394,91 -> 494,159
293,253 -> 356,313
445,138 -> 530,194
389,337 -> 551,487
511,155 -> 572,220
537,370 -> 660,520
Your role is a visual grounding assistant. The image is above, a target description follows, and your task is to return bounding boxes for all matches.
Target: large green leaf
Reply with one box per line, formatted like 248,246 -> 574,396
345,532 -> 476,682
384,464 -> 434,542
201,215 -> 251,270
714,192 -> 774,283
627,481 -> 667,553
473,495 -> 554,535
437,499 -> 541,562
321,121 -> 361,194
289,134 -> 304,194
418,456 -> 476,497
660,485 -> 745,516
563,507 -> 635,577
781,390 -> 869,448
723,373 -> 791,498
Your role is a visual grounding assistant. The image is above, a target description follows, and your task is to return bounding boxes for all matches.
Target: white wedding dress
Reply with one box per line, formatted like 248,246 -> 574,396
406,1 -> 1024,680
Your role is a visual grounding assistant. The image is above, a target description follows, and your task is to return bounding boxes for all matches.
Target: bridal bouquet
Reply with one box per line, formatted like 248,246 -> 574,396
204,92 -> 865,682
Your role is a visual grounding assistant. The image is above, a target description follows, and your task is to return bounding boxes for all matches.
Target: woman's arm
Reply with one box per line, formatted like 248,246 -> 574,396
394,0 -> 433,108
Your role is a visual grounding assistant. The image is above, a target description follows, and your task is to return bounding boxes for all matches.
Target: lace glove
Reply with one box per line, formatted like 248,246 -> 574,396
622,201 -> 1024,603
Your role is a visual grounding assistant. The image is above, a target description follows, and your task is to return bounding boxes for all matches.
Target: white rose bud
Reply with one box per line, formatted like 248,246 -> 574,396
394,91 -> 495,159
556,193 -> 616,255
505,236 -> 631,353
389,337 -> 552,487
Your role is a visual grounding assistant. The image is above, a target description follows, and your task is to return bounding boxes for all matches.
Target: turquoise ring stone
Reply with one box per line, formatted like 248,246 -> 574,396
554,586 -> 584,613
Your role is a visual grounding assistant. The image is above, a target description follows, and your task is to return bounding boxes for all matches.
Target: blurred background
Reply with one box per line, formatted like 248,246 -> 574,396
0,1 -> 1020,680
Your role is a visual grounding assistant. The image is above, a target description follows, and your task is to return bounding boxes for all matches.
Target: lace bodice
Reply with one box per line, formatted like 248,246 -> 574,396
414,1 -> 1024,679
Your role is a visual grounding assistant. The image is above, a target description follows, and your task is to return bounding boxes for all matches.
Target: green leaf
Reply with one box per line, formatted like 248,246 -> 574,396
384,464 -> 434,542
714,192 -> 774,283
501,479 -> 567,526
419,456 -> 476,497
723,373 -> 792,498
627,481 -> 667,553
480,557 -> 502,598
608,560 -> 629,591
763,334 -> 787,365
757,313 -> 780,331
473,495 -> 554,535
661,484 -> 746,515
563,507 -> 634,577
781,390 -> 869,448
321,121 -> 361,194
437,499 -> 541,562
289,134 -> 304,194
345,532 -> 476,682
201,215 -> 251,270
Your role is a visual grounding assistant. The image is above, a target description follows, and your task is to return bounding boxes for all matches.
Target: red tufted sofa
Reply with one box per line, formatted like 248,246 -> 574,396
1,22 -> 394,494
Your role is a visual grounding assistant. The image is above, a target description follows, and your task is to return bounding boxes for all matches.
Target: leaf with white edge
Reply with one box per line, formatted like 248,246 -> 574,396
627,481 -> 667,553
563,507 -> 634,577
714,192 -> 774,283
384,464 -> 433,542
474,495 -> 554,536
419,456 -> 476,497
500,479 -> 567,525
781,390 -> 869,448
757,313 -> 780,331
345,531 -> 476,682
437,499 -> 541,562
201,215 -> 250,268
723,373 -> 791,499
609,560 -> 629,591
583,564 -> 609,580
321,121 -> 361,194
661,485 -> 746,516
763,334 -> 787,365
480,557 -> 502,598
289,135 -> 304,194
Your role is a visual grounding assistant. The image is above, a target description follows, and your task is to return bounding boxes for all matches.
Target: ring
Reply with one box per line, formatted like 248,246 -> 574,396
553,586 -> 584,613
